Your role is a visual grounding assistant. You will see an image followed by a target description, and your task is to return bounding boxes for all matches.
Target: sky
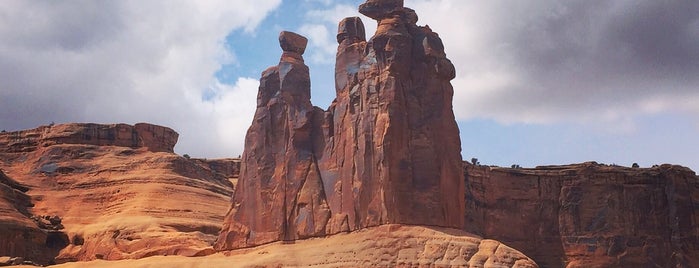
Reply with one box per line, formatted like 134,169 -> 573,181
1,0 -> 697,171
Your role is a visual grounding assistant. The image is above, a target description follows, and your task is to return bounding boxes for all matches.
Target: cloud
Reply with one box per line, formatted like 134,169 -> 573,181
0,0 -> 281,157
298,24 -> 336,64
406,0 -> 699,128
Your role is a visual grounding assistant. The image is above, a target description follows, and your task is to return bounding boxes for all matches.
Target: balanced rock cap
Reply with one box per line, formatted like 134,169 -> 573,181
358,0 -> 404,20
337,17 -> 366,44
279,31 -> 308,55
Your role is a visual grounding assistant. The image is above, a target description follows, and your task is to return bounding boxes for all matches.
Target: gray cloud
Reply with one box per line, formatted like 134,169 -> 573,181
1,0 -> 697,168
0,0 -> 281,157
408,0 -> 699,126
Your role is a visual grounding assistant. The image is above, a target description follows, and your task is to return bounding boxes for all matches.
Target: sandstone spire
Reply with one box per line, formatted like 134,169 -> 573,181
216,1 -> 464,249
216,31 -> 333,249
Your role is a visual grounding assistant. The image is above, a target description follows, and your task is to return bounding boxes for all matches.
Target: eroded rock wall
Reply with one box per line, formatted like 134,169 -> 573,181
0,169 -> 56,265
464,162 -> 699,268
0,123 -> 178,153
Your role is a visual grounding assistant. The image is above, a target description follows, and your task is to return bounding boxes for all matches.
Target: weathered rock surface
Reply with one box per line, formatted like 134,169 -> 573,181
0,169 -> 59,265
217,30 -> 327,248
217,0 -> 464,250
190,158 -> 240,186
0,123 -> 233,264
0,123 -> 178,154
464,162 -> 699,268
46,225 -> 538,268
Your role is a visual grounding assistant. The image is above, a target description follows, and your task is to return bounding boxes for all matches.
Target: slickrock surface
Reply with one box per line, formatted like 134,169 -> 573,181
0,123 -> 234,264
40,225 -> 537,268
217,0 -> 464,250
464,162 -> 699,268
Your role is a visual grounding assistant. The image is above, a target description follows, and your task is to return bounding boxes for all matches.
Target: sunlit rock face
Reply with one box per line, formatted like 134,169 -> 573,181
0,123 -> 234,265
216,0 -> 464,250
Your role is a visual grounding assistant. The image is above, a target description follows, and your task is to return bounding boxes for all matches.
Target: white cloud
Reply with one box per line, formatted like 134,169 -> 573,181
304,0 -> 334,6
299,3 -> 377,65
298,24 -> 336,64
0,0 -> 281,157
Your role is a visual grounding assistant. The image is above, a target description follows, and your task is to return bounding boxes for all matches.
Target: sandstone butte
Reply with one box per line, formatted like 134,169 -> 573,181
0,123 -> 239,264
1,1 -> 698,268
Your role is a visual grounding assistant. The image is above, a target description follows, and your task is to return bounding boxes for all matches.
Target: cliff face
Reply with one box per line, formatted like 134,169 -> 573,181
0,123 -> 233,264
0,169 -> 58,265
216,0 -> 464,250
464,162 -> 699,268
0,123 -> 178,153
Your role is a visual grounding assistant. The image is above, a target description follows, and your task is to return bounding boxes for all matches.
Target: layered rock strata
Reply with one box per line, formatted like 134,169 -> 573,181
0,123 -> 233,264
0,123 -> 178,154
217,0 -> 464,249
464,162 -> 699,268
0,169 -> 59,264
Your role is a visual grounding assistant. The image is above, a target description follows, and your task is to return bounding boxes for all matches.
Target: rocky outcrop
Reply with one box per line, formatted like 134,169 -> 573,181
0,123 -> 178,153
217,0 -> 464,250
464,162 -> 699,268
0,125 -> 233,264
0,169 -> 55,264
191,158 -> 240,185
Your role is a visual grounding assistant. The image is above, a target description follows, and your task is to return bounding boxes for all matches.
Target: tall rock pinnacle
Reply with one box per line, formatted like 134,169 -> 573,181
216,1 -> 464,249
216,31 -> 332,249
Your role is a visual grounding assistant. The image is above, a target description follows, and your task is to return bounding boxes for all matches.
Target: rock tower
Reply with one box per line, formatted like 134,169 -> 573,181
216,0 -> 464,249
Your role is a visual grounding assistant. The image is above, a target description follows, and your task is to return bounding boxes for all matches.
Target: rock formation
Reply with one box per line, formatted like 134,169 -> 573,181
0,123 -> 233,264
216,31 -> 331,248
217,0 -> 464,249
464,162 -> 699,268
0,123 -> 178,153
0,169 -> 59,265
51,225 -> 537,268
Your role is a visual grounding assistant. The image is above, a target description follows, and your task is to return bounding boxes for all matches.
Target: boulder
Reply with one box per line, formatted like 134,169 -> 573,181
358,0 -> 404,20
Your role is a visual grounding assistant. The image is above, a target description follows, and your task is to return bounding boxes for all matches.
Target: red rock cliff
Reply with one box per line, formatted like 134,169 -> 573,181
0,123 -> 178,153
464,162 -> 699,268
0,123 -> 232,265
0,169 -> 58,265
216,0 -> 464,249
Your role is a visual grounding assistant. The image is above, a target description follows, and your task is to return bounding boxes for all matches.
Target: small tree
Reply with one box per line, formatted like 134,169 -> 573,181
471,158 -> 479,165
632,163 -> 639,168
183,154 -> 191,159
